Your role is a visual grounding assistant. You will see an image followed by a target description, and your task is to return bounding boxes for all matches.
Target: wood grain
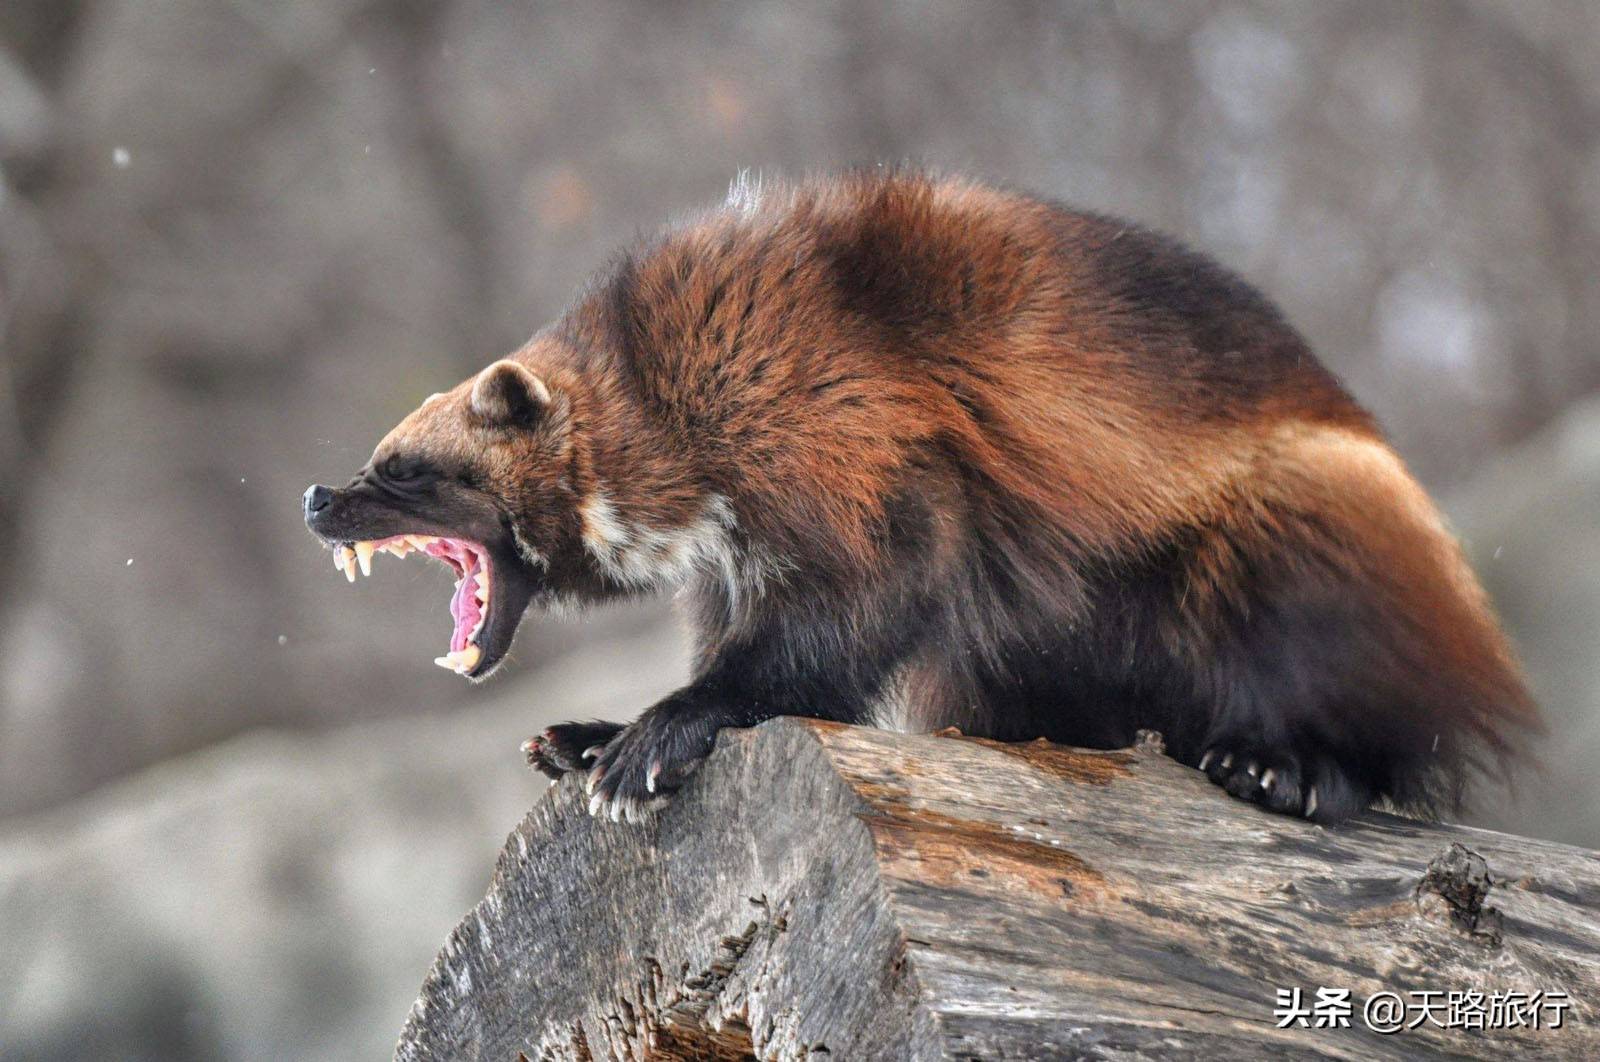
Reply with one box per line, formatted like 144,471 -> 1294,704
395,720 -> 1600,1060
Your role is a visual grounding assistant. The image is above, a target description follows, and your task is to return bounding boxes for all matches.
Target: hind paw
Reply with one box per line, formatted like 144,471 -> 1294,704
1196,745 -> 1368,823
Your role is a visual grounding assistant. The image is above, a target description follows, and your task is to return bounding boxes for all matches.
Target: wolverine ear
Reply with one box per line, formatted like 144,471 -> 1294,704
470,359 -> 552,427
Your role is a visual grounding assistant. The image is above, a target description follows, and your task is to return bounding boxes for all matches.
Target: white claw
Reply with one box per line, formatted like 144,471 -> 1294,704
609,800 -> 623,824
588,793 -> 603,816
647,763 -> 661,794
1260,768 -> 1275,790
355,541 -> 374,576
1220,753 -> 1234,770
582,745 -> 605,761
1305,786 -> 1319,819
1245,761 -> 1258,778
1198,751 -> 1214,772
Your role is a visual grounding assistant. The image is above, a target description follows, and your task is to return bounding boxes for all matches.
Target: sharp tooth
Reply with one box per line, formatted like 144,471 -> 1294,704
433,644 -> 483,674
334,545 -> 351,571
475,575 -> 490,604
407,535 -> 435,549
355,541 -> 375,576
342,552 -> 357,582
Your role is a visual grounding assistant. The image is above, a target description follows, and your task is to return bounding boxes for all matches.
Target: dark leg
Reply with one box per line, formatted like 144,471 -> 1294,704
582,603 -> 920,820
1186,594 -> 1389,824
1061,524 -> 1393,825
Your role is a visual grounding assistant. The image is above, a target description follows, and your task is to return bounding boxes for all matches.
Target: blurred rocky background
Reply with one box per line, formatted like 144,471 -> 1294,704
0,1 -> 1596,1059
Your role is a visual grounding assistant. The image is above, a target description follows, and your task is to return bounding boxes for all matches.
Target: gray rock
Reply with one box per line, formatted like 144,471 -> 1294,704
0,630 -> 686,1062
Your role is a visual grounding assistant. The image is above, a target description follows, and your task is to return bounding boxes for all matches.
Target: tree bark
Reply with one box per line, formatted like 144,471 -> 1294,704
395,719 -> 1600,1060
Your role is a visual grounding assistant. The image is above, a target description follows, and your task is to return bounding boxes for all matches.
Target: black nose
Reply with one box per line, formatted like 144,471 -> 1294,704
303,484 -> 334,521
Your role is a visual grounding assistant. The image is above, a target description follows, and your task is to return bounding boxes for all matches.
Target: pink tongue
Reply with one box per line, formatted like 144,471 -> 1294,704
425,540 -> 483,653
449,569 -> 482,652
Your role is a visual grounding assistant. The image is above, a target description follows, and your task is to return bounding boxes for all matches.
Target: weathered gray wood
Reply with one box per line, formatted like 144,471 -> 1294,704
395,720 -> 1600,1061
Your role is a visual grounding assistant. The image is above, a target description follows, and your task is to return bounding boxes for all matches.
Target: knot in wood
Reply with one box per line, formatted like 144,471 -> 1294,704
1416,842 -> 1502,943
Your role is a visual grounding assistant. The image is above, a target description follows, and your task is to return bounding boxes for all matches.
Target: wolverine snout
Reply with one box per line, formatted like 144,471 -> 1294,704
304,483 -> 334,516
303,483 -> 341,537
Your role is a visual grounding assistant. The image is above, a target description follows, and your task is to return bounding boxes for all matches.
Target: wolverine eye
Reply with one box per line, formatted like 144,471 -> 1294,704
383,455 -> 425,483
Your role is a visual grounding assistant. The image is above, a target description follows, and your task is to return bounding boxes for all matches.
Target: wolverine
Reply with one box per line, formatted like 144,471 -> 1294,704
303,170 -> 1537,824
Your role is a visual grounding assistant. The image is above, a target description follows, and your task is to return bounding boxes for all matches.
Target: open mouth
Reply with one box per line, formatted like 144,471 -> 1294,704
331,535 -> 494,676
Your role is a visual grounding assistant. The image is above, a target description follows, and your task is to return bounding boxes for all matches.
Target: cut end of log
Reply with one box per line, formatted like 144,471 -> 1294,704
396,719 -> 1600,1060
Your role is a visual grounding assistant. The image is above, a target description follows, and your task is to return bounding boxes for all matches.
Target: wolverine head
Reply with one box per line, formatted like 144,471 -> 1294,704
303,357 -> 577,680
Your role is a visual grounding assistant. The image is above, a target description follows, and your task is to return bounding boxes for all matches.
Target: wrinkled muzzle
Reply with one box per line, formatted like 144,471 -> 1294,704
301,480 -> 538,680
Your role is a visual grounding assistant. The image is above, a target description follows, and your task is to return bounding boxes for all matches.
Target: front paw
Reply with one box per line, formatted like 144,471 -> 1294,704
523,720 -> 625,781
585,703 -> 722,822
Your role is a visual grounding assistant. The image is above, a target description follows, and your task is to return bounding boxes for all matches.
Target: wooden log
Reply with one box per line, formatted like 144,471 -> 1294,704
394,719 -> 1600,1060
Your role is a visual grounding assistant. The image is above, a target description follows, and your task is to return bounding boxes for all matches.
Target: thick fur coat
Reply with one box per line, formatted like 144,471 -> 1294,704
304,171 -> 1537,823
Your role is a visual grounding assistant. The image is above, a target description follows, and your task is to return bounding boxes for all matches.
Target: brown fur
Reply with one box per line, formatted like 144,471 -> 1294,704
310,170 -> 1538,822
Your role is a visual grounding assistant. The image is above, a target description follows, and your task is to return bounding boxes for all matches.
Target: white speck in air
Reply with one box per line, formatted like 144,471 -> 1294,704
125,558 -> 133,567
1493,546 -> 1503,559
277,635 -> 288,646
112,147 -> 131,168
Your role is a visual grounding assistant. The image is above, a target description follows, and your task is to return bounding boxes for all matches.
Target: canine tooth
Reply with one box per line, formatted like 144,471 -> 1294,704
433,644 -> 482,674
474,580 -> 489,604
342,553 -> 357,582
355,541 -> 375,576
333,546 -> 350,571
